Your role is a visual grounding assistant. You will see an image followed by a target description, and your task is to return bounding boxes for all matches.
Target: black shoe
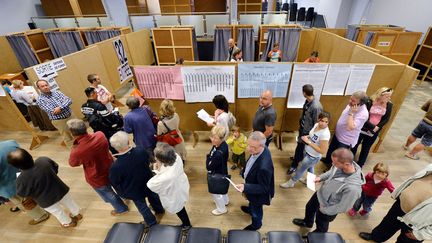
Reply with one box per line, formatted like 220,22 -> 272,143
240,206 -> 251,214
10,207 -> 20,212
287,167 -> 296,175
292,218 -> 312,228
359,232 -> 373,241
231,164 -> 237,170
289,156 -> 294,161
243,224 -> 259,231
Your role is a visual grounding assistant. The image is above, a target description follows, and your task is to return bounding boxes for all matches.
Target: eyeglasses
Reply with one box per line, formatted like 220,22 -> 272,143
381,88 -> 393,95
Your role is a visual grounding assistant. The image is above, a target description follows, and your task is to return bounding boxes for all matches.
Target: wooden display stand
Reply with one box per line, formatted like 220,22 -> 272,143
41,0 -> 105,16
238,0 -> 262,12
411,26 -> 432,83
7,29 -> 54,63
159,0 -> 192,14
258,24 -> 301,58
353,25 -> 405,44
152,26 -> 196,65
0,88 -> 48,150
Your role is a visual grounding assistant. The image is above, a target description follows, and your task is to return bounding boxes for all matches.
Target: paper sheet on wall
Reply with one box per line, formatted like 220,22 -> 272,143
181,66 -> 235,103
322,64 -> 351,95
134,66 -> 184,100
344,64 -> 375,95
287,64 -> 328,108
0,86 -> 6,97
237,63 -> 292,98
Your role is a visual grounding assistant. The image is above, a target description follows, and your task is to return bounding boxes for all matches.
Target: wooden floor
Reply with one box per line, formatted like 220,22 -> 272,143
1,81 -> 431,243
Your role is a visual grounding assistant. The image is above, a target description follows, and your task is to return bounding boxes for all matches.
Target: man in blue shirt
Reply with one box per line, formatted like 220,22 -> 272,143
36,80 -> 74,148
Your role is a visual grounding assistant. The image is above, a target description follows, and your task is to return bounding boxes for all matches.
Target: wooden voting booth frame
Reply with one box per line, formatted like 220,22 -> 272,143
0,88 -> 48,150
258,24 -> 301,58
133,28 -> 418,152
152,26 -> 196,65
215,25 -> 254,43
6,29 -> 55,64
411,26 -> 432,83
23,29 -> 154,119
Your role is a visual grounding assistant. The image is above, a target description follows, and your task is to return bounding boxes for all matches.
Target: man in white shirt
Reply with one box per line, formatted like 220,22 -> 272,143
87,74 -> 114,112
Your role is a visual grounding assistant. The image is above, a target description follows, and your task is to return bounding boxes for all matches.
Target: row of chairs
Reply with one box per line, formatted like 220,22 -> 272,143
104,223 -> 345,243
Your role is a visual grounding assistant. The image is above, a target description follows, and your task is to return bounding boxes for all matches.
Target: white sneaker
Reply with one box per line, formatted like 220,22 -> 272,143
211,209 -> 228,216
280,179 -> 295,188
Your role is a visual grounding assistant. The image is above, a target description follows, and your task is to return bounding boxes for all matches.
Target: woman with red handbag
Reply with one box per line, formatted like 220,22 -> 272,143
157,99 -> 186,162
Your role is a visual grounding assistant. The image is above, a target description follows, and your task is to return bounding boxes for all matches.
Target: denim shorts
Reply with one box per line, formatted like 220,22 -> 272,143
412,120 -> 432,146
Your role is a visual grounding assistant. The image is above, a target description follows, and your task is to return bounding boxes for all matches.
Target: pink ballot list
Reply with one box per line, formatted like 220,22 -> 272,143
134,66 -> 185,100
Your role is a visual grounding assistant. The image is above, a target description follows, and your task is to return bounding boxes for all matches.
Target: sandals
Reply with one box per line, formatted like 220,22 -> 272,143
405,153 -> 420,160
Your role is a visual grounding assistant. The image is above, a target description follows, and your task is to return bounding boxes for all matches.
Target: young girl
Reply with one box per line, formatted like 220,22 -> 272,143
280,112 -> 330,188
226,126 -> 247,171
348,162 -> 394,216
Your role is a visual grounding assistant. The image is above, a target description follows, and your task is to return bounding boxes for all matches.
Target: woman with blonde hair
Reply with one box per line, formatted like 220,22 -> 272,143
206,125 -> 229,216
157,99 -> 187,162
10,80 -> 36,106
352,87 -> 393,167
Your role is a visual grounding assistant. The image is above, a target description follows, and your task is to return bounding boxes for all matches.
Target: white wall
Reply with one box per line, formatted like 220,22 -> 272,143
294,0 -> 320,9
0,0 -> 42,35
365,0 -> 432,37
346,0 -> 371,25
335,0 -> 353,28
317,0 -> 342,28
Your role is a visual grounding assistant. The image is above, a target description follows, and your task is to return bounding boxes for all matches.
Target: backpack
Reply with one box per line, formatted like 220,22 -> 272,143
227,112 -> 236,129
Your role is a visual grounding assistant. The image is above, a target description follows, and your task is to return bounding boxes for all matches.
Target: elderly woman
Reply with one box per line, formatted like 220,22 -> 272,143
147,143 -> 191,230
157,99 -> 186,162
207,125 -> 229,216
352,87 -> 393,167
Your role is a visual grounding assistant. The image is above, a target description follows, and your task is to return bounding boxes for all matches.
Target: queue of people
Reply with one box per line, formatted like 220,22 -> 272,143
0,74 -> 431,243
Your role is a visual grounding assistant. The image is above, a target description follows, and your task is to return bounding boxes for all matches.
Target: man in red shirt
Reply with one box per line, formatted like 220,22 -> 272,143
67,119 -> 128,216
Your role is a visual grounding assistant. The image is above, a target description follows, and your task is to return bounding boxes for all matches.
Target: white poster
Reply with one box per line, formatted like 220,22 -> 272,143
33,62 -> 57,80
345,64 -> 375,95
51,58 -> 67,71
287,64 -> 328,108
46,77 -> 60,91
237,63 -> 292,98
181,66 -> 235,103
113,38 -> 133,83
322,64 -> 351,95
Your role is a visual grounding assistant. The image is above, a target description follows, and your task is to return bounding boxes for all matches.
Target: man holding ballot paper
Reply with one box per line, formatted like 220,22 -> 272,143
234,131 -> 274,231
292,148 -> 364,233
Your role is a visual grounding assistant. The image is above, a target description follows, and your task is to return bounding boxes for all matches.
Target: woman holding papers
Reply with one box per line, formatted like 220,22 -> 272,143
206,125 -> 230,216
207,95 -> 233,140
280,112 -> 330,188
147,143 -> 192,230
352,87 -> 393,167
157,99 -> 187,162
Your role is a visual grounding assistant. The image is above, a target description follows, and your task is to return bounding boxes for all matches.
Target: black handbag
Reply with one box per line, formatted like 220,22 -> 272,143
207,173 -> 231,194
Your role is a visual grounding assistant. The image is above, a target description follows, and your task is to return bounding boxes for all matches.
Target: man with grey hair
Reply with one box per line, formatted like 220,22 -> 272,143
323,91 -> 369,166
67,119 -> 129,216
293,148 -> 364,233
226,38 -> 240,61
235,131 -> 274,230
109,131 -> 164,227
124,97 -> 157,153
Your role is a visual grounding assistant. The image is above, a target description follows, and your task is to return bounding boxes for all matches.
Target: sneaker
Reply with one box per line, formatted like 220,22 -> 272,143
359,209 -> 368,216
347,208 -> 357,217
61,220 -> 77,228
211,209 -> 227,216
231,164 -> 237,170
28,213 -> 50,225
110,210 -> 129,216
70,213 -> 83,222
280,179 -> 295,188
287,167 -> 296,175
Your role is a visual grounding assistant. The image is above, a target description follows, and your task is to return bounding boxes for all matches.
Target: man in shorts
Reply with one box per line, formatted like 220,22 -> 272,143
404,99 -> 432,160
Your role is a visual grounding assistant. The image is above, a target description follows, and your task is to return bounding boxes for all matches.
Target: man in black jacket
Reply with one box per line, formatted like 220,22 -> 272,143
288,84 -> 322,175
81,87 -> 122,152
236,131 -> 275,230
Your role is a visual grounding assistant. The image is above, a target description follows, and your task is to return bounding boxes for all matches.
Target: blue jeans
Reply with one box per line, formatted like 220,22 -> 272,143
353,192 -> 377,213
292,153 -> 321,182
249,203 -> 263,230
133,198 -> 157,226
94,185 -> 128,213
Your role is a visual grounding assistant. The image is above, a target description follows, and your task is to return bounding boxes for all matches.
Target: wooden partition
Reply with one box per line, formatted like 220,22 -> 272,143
6,29 -> 54,63
320,28 -> 347,38
367,30 -> 422,64
152,26 -> 195,65
124,29 -> 155,65
0,90 -> 48,149
0,36 -> 22,73
354,25 -> 405,44
160,0 -> 192,13
238,0 -> 262,12
411,26 -> 432,83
